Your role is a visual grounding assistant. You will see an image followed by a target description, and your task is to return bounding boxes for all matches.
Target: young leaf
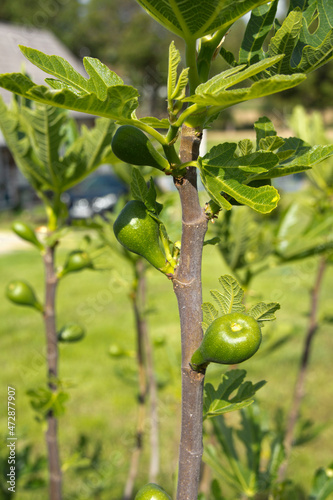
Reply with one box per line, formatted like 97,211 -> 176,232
130,168 -> 149,202
202,302 -> 219,332
137,116 -> 170,129
203,369 -> 266,419
210,275 -> 245,315
238,139 -> 253,156
247,302 -> 280,323
167,41 -> 189,102
168,41 -> 181,101
0,47 -> 139,121
183,73 -> 306,111
195,56 -> 284,95
254,116 -> 277,148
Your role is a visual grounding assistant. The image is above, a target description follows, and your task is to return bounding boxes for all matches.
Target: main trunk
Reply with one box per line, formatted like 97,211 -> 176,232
43,244 -> 62,500
173,125 -> 207,500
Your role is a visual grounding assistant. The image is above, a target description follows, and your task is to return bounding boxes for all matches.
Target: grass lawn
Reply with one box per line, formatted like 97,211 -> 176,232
1,223 -> 333,499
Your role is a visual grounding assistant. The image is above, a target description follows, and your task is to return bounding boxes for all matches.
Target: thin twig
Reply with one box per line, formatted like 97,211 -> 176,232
123,260 -> 148,500
279,256 -> 327,481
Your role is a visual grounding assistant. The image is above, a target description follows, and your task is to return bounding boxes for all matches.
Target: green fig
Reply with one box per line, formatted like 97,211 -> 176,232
12,221 -> 44,250
58,323 -> 85,342
113,200 -> 174,274
6,280 -> 43,312
59,250 -> 93,277
191,312 -> 262,370
135,483 -> 172,500
111,125 -> 169,171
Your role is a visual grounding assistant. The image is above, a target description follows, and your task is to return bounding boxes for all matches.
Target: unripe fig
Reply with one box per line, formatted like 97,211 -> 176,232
6,280 -> 43,312
111,125 -> 169,171
135,483 -> 172,500
12,221 -> 44,250
191,312 -> 262,370
113,200 -> 173,274
59,250 -> 93,277
58,323 -> 85,342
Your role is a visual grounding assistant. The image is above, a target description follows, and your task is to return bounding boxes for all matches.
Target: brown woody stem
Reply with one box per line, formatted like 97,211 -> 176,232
43,243 -> 62,500
173,125 -> 207,500
279,256 -> 327,480
123,259 -> 148,500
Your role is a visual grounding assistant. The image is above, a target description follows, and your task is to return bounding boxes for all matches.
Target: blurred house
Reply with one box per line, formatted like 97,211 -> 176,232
0,22 -> 94,210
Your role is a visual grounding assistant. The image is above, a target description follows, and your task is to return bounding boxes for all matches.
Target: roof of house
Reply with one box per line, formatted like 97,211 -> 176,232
0,22 -> 86,105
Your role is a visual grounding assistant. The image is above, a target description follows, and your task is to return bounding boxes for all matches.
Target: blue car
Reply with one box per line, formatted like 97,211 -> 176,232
62,173 -> 128,219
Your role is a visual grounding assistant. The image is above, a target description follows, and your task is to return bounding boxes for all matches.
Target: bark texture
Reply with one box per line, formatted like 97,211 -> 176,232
43,244 -> 62,500
173,125 -> 207,500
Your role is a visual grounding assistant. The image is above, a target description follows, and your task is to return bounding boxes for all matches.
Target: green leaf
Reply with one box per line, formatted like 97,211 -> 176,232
130,168 -> 149,202
137,116 -> 170,129
247,302 -> 280,323
254,116 -> 277,148
199,156 -> 281,214
146,178 -> 163,215
203,369 -> 266,419
202,142 -> 278,171
0,97 -> 49,193
233,0 -> 333,77
167,41 -> 189,104
195,56 -> 284,95
134,0 -> 272,40
267,9 -> 304,75
267,2 -> 333,75
210,275 -> 245,315
0,97 -> 115,195
183,73 -> 306,110
61,118 -> 115,190
238,139 -> 253,156
275,201 -> 333,262
202,302 -> 219,332
257,139 -> 333,180
239,0 -> 279,64
309,463 -> 333,500
259,135 -> 285,151
0,47 -> 139,121
27,387 -> 70,418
